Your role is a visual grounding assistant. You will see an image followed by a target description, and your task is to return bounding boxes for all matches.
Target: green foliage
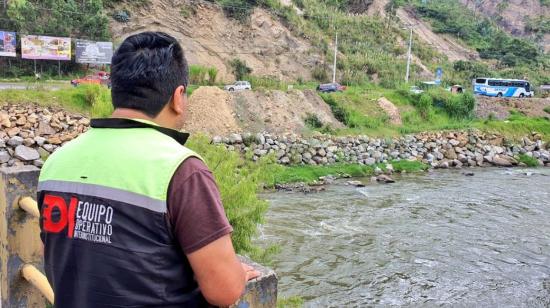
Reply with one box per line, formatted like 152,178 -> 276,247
410,0 -> 547,70
186,135 -> 280,259
268,161 -> 427,186
3,0 -> 110,40
216,0 -> 256,22
73,85 -> 113,118
277,296 -> 304,308
525,16 -> 550,34
544,106 -> 550,115
416,93 -> 434,120
312,65 -> 328,82
517,154 -> 540,167
189,65 -> 218,85
229,58 -> 253,81
304,113 -> 323,128
443,92 -> 475,119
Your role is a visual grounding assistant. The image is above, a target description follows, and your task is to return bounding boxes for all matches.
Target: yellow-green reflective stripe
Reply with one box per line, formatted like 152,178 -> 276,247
38,180 -> 166,213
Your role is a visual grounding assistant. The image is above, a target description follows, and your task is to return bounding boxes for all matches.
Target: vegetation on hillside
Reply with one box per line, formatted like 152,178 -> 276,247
390,0 -> 550,85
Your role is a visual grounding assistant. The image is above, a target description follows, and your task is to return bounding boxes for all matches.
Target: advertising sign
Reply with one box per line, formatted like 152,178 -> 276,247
75,40 -> 113,64
0,31 -> 17,57
21,35 -> 71,60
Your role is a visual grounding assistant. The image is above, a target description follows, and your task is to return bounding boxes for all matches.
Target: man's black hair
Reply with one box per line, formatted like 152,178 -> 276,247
110,32 -> 188,117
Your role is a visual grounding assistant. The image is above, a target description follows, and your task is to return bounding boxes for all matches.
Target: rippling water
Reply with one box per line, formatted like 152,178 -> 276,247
258,168 -> 550,307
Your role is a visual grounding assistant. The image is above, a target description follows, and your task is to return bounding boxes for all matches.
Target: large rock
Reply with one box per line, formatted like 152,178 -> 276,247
14,145 -> 40,161
7,136 -> 24,147
37,121 -> 57,135
492,155 -> 513,167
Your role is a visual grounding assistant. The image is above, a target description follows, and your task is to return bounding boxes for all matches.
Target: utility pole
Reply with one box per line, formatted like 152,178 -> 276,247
405,26 -> 413,83
332,32 -> 338,84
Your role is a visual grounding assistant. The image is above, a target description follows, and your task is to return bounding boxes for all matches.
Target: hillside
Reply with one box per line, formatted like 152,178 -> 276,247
109,0 -> 321,82
458,0 -> 550,52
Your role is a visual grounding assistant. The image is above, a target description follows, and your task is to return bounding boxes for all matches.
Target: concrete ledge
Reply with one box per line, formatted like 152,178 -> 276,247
0,166 -> 44,307
234,256 -> 278,308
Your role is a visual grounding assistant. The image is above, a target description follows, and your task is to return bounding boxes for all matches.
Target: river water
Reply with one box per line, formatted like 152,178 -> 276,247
258,168 -> 550,307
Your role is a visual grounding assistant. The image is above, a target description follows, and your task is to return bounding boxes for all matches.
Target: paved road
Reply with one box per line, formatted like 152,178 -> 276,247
0,82 -> 70,91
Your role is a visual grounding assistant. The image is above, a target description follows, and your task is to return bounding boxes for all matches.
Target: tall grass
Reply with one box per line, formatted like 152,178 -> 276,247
189,65 -> 218,85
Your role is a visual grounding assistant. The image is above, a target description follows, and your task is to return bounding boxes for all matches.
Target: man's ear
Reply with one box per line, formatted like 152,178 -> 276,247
170,85 -> 186,115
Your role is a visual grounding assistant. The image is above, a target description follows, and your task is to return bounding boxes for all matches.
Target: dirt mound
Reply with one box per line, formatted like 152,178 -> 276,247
377,97 -> 402,125
109,0 -> 321,82
475,96 -> 550,120
232,89 -> 344,134
184,87 -> 240,135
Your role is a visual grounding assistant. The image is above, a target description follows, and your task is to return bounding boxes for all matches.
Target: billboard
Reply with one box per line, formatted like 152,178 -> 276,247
75,40 -> 113,64
21,35 -> 71,60
0,31 -> 17,57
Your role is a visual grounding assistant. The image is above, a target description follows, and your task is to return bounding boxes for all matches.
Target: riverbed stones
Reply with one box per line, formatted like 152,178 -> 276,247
14,145 -> 40,161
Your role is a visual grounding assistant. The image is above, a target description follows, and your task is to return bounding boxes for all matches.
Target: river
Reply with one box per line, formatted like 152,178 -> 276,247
258,168 -> 550,307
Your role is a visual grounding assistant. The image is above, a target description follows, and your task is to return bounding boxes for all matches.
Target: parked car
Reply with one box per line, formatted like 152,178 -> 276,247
316,83 -> 346,93
224,81 -> 251,92
71,71 -> 111,88
409,86 -> 424,94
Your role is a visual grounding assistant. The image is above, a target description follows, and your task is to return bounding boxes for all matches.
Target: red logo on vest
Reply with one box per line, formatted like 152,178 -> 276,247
42,194 -> 78,238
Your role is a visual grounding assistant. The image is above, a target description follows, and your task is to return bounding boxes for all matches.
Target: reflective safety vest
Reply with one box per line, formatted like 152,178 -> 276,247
38,118 -> 209,308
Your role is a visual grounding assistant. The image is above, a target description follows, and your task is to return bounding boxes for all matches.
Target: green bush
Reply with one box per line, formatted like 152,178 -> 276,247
304,113 -> 323,128
229,59 -> 252,81
544,106 -> 550,115
444,92 -> 475,119
416,93 -> 434,120
517,154 -> 540,167
320,94 -> 349,124
186,135 -> 280,260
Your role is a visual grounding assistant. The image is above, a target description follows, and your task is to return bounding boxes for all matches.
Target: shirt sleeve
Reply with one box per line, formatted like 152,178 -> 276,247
166,157 -> 233,255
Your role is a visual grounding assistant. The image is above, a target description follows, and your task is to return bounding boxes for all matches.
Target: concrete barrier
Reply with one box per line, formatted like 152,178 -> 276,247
0,166 -> 278,307
0,166 -> 44,307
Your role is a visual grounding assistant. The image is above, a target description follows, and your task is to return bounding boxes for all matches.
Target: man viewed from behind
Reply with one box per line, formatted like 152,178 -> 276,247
38,32 -> 259,307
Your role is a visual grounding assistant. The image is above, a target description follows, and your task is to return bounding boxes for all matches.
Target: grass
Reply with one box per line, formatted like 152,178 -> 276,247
475,112 -> 550,141
268,161 -> 428,186
517,154 -> 540,167
277,296 -> 304,308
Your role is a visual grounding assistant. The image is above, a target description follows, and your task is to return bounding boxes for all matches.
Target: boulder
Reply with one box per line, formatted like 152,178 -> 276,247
14,145 -> 40,161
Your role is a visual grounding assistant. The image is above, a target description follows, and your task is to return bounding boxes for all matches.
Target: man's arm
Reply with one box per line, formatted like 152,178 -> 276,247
187,235 -> 259,306
167,158 -> 260,306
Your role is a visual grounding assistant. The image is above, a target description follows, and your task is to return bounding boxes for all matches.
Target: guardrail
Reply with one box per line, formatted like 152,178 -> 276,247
1,166 -> 277,307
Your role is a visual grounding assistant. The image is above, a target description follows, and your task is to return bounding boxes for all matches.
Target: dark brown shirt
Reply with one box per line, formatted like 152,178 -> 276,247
166,157 -> 233,254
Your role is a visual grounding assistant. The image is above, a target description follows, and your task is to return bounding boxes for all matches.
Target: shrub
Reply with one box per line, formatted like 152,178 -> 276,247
416,93 -> 434,120
320,94 -> 349,124
543,106 -> 550,115
186,134 -> 280,260
444,92 -> 475,119
305,113 -> 324,128
312,65 -> 328,82
229,59 -> 252,81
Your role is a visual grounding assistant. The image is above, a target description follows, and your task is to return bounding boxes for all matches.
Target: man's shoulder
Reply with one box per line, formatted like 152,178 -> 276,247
173,157 -> 211,181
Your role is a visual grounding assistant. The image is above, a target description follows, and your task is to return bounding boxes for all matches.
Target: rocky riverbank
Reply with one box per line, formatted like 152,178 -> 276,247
1,104 -> 549,170
214,131 -> 550,168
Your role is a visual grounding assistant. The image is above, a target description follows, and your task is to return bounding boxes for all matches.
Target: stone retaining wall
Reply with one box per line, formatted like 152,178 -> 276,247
1,104 -> 549,169
215,131 -> 550,168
